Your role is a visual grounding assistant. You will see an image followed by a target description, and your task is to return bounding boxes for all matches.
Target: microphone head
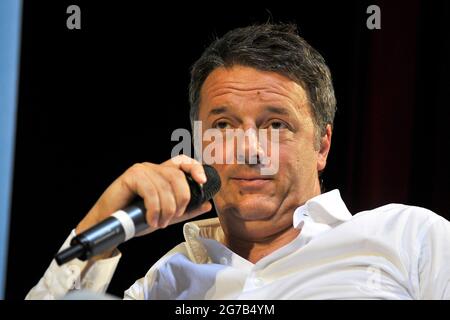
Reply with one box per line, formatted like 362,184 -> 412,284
202,164 -> 221,201
185,164 -> 221,211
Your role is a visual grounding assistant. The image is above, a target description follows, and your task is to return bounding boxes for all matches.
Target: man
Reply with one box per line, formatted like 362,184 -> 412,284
27,23 -> 450,299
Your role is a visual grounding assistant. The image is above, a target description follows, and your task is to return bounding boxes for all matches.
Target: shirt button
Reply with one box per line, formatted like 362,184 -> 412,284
219,257 -> 228,265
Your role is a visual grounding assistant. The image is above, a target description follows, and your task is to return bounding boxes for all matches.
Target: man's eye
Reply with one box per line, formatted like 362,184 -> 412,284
269,121 -> 287,130
214,121 -> 231,129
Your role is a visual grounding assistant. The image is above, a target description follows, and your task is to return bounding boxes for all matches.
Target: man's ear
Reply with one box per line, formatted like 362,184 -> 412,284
317,124 -> 332,172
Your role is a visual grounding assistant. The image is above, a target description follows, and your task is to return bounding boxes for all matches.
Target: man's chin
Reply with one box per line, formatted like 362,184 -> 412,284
228,196 -> 279,221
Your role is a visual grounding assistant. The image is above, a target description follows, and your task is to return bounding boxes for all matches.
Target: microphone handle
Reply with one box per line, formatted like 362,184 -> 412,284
55,201 -> 148,265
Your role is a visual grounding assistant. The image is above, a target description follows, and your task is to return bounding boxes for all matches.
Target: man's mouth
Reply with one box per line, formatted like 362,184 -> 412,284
230,175 -> 273,189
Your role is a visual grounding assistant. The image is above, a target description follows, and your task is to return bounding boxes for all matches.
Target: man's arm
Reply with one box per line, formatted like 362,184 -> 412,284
25,155 -> 212,299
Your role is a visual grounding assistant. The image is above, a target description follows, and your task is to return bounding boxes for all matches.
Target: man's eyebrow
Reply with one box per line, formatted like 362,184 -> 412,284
265,106 -> 292,116
208,106 -> 228,116
207,105 -> 293,117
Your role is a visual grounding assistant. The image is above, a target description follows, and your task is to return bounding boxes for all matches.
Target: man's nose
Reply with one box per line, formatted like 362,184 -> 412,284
236,127 -> 266,165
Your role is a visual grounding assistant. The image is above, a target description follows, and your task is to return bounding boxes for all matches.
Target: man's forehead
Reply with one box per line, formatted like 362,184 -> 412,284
201,65 -> 305,96
199,65 -> 309,115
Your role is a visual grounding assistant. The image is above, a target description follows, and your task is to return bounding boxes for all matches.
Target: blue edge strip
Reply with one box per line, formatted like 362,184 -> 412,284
0,0 -> 23,299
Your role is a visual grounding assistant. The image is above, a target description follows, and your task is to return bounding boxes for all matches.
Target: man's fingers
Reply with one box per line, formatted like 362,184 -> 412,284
157,167 -> 191,218
145,170 -> 177,229
122,165 -> 162,229
165,155 -> 207,185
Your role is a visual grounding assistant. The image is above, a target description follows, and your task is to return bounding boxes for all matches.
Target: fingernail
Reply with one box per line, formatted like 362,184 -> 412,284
200,172 -> 207,183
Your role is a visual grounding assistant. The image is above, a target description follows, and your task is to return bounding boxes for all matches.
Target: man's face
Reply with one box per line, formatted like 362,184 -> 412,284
198,65 -> 331,240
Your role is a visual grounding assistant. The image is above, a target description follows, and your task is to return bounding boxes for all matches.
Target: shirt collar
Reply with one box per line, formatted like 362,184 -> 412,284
292,189 -> 352,229
183,217 -> 224,264
182,189 -> 352,264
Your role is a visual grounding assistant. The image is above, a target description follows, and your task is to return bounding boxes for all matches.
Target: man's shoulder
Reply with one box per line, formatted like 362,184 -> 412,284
355,203 -> 436,219
357,202 -> 437,218
349,202 -> 447,235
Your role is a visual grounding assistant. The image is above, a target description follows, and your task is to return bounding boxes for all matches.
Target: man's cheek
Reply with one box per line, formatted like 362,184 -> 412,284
261,144 -> 280,176
277,147 -> 292,167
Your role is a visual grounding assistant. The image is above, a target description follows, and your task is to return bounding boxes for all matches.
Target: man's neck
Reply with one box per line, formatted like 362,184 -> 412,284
221,180 -> 322,264
224,225 -> 301,264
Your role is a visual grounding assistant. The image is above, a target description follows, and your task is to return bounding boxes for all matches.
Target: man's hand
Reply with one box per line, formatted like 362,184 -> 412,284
75,155 -> 213,239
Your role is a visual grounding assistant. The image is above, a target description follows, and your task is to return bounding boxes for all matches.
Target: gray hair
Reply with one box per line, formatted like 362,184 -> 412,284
188,23 -> 336,148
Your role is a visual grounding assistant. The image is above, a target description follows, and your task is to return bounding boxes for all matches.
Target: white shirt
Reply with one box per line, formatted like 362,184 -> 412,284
26,189 -> 450,300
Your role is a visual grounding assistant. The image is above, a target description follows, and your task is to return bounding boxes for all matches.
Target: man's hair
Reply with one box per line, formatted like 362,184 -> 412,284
189,23 -> 336,148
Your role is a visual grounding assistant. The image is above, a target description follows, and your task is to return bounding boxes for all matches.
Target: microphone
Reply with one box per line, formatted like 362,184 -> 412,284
55,164 -> 221,265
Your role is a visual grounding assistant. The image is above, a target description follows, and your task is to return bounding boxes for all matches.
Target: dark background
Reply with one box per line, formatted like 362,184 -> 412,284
6,0 -> 450,299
